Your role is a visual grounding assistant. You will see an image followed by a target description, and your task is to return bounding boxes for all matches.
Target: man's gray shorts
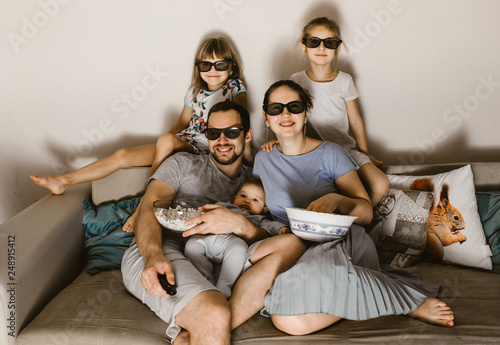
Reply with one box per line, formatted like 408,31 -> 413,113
121,233 -> 265,340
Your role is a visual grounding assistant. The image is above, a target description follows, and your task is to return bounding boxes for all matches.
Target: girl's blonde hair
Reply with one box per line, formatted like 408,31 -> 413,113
191,37 -> 243,96
301,17 -> 343,70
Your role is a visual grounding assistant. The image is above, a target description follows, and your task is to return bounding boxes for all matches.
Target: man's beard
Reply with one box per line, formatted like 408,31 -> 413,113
211,144 -> 244,165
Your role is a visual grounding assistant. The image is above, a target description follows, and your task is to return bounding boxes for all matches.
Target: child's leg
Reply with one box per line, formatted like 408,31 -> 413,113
216,236 -> 248,299
30,145 -> 156,195
123,134 -> 194,232
357,162 -> 390,206
150,133 -> 194,176
184,236 -> 216,285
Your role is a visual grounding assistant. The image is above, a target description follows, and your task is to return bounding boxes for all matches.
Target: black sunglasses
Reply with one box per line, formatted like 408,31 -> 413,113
302,37 -> 342,50
263,101 -> 305,116
195,60 -> 231,72
205,126 -> 244,140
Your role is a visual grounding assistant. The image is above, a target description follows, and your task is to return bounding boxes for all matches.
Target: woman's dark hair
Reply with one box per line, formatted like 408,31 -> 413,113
207,100 -> 250,134
262,80 -> 313,111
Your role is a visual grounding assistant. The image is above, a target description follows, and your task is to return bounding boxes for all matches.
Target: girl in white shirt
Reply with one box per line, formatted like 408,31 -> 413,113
265,17 -> 389,206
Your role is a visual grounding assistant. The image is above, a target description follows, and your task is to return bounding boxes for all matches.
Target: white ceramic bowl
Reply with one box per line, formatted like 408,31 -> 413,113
284,207 -> 358,242
153,199 -> 204,233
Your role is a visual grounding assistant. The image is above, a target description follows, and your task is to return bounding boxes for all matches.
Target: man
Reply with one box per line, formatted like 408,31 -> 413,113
121,100 -> 306,345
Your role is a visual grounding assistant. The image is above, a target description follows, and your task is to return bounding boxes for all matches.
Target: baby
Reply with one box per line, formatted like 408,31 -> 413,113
184,181 -> 289,298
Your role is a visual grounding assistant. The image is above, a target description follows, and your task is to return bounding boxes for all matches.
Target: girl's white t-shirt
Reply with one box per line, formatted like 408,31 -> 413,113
290,70 -> 359,151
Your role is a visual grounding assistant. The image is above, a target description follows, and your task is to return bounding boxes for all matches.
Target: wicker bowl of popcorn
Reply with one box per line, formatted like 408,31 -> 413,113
153,199 -> 204,232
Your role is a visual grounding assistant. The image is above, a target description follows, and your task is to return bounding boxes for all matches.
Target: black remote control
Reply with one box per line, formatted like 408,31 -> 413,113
158,274 -> 177,296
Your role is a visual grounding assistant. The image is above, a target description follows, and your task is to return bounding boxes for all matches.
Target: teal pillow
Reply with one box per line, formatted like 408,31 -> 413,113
83,197 -> 140,275
476,192 -> 500,273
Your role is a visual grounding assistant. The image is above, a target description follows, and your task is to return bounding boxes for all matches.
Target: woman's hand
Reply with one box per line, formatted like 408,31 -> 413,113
261,140 -> 278,152
306,193 -> 343,214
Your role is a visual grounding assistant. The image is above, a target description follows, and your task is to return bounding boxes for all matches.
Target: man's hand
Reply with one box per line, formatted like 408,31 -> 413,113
183,204 -> 269,243
140,255 -> 175,298
183,204 -> 245,237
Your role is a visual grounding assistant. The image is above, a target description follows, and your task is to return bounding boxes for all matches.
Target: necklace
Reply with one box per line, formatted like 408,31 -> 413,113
277,137 -> 308,156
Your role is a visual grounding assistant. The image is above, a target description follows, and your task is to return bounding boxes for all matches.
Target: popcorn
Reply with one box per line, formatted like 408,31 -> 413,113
154,205 -> 203,232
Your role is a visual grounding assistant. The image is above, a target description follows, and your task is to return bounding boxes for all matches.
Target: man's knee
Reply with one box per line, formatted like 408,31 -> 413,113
177,290 -> 230,329
280,234 -> 307,257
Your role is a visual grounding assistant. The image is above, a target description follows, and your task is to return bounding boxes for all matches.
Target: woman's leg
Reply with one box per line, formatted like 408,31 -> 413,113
270,299 -> 454,335
357,162 -> 390,206
271,313 -> 342,335
30,144 -> 156,194
229,234 -> 306,330
408,298 -> 454,327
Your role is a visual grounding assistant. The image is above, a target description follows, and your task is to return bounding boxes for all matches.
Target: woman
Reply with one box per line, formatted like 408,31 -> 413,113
253,80 -> 454,335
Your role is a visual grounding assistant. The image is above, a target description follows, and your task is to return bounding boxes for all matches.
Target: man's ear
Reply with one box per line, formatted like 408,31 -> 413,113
263,205 -> 269,214
245,128 -> 253,143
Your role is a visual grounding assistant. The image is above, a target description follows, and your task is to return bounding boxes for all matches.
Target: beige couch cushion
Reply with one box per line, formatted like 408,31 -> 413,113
16,262 -> 500,344
91,167 -> 150,206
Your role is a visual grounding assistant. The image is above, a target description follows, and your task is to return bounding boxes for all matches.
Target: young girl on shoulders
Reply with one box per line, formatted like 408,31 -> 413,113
31,37 -> 249,231
264,17 -> 389,206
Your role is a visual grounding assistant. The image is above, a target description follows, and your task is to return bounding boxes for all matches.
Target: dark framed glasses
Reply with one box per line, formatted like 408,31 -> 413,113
263,101 -> 305,116
302,37 -> 342,50
195,60 -> 231,72
205,126 -> 244,140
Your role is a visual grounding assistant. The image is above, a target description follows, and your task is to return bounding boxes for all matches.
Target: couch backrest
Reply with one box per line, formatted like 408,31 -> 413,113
92,162 -> 500,205
92,167 -> 150,206
381,162 -> 500,192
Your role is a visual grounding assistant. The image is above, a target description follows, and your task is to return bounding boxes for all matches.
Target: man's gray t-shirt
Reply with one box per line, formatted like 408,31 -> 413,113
150,152 -> 253,208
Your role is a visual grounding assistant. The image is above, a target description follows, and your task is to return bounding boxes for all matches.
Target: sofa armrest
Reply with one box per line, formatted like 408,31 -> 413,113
0,183 -> 91,344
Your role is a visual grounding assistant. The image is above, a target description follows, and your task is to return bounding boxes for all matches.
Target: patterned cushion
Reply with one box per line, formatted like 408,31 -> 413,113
372,189 -> 433,268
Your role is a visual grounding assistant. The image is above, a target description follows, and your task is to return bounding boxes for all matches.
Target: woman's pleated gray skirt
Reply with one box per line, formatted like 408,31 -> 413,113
264,225 -> 439,320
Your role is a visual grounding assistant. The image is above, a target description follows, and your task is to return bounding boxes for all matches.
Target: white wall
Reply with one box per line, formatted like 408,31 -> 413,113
2,0 -> 499,224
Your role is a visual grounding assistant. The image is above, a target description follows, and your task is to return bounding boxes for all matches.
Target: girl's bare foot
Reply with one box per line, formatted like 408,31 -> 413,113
122,210 -> 138,233
409,298 -> 454,327
30,175 -> 68,195
172,330 -> 190,345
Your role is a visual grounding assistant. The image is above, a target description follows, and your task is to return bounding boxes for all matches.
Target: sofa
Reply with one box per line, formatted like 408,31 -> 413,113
2,162 -> 500,345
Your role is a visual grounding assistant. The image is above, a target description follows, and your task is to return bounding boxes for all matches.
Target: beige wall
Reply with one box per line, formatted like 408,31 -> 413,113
2,0 -> 499,224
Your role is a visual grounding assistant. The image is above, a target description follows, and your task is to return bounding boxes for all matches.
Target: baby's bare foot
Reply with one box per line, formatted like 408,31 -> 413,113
30,175 -> 68,195
172,330 -> 190,345
409,298 -> 454,327
122,212 -> 138,233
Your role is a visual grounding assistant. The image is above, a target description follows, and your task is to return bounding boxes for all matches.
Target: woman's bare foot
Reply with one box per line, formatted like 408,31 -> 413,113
30,175 -> 69,195
172,330 -> 190,345
409,298 -> 454,327
122,210 -> 138,233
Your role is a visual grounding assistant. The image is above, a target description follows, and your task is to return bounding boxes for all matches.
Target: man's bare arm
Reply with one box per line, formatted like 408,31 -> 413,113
135,179 -> 177,297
